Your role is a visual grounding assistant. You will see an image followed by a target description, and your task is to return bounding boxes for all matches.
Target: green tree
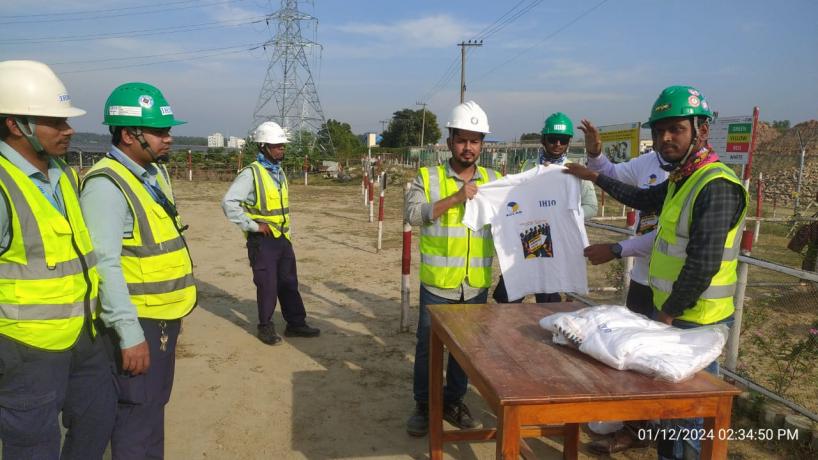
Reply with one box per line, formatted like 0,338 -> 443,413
381,108 -> 441,148
771,120 -> 790,134
519,132 -> 541,143
318,119 -> 362,162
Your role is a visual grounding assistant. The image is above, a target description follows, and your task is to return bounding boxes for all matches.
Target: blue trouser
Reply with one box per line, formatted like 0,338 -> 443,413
247,233 -> 308,327
104,318 -> 181,460
492,275 -> 561,304
0,325 -> 117,460
412,285 -> 488,405
654,313 -> 734,460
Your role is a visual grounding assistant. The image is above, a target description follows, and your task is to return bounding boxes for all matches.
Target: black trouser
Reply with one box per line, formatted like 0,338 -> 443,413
625,280 -> 655,317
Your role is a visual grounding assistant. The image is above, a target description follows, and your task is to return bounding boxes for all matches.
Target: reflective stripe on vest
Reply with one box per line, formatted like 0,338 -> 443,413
241,162 -> 290,239
83,158 -> 196,320
418,165 -> 498,289
648,162 -> 748,324
0,156 -> 99,351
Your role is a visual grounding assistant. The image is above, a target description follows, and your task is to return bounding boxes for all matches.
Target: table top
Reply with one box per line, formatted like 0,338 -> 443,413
428,302 -> 741,406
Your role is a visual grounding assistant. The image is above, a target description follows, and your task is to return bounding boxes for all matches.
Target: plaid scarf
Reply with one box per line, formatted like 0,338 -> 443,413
669,146 -> 719,182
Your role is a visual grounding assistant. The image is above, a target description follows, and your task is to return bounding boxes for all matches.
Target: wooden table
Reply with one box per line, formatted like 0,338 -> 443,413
428,302 -> 741,459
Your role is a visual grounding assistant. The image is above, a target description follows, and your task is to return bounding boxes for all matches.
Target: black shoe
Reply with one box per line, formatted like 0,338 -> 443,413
284,323 -> 321,337
257,323 -> 282,345
443,401 -> 480,429
406,402 -> 429,437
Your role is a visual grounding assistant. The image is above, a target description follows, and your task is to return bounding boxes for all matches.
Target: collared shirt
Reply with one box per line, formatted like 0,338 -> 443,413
596,165 -> 746,317
222,167 -> 267,234
0,140 -> 66,252
405,159 -> 491,301
79,146 -> 164,349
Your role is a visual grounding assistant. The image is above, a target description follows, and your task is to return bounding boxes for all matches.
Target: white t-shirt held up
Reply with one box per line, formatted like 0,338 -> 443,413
463,165 -> 589,300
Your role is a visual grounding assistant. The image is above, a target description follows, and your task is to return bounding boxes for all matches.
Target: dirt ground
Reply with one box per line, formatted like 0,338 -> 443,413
163,178 -> 786,459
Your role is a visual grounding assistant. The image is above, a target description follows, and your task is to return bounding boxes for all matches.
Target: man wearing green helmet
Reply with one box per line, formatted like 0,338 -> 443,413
565,86 -> 748,460
80,82 -> 197,459
493,112 -> 597,304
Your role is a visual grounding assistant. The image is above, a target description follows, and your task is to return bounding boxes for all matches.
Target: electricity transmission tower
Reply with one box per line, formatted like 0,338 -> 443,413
252,0 -> 334,155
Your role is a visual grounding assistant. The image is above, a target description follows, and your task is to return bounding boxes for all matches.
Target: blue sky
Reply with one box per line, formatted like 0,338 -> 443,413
2,0 -> 816,142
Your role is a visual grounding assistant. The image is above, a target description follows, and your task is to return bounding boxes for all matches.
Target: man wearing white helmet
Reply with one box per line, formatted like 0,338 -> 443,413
404,101 -> 501,437
0,60 -> 115,459
222,121 -> 320,345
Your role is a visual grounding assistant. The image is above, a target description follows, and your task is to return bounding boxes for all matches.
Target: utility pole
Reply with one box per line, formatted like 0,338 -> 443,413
458,40 -> 483,103
379,120 -> 388,133
416,101 -> 427,147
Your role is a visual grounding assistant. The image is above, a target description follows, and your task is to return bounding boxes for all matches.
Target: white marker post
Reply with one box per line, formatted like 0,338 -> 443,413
187,149 -> 192,181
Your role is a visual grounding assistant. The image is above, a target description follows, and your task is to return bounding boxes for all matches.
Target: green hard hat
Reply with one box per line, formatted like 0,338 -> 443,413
643,85 -> 713,128
103,82 -> 185,128
541,112 -> 574,136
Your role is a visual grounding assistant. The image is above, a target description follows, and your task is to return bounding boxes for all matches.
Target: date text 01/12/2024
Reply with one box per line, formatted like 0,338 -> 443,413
637,428 -> 800,442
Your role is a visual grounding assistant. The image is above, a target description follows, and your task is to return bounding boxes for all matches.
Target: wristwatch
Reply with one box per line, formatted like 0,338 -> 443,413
610,243 -> 623,259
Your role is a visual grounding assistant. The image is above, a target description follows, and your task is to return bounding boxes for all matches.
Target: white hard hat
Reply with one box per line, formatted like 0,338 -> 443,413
253,121 -> 290,144
0,60 -> 86,118
445,100 -> 490,134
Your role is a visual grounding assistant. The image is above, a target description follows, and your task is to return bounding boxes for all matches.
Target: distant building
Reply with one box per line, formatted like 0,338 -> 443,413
207,132 -> 224,148
227,136 -> 246,150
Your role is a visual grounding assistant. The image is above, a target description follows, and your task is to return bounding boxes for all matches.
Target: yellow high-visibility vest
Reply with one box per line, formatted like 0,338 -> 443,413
0,156 -> 99,350
83,158 -> 196,320
649,162 -> 748,324
418,165 -> 499,289
241,161 -> 290,240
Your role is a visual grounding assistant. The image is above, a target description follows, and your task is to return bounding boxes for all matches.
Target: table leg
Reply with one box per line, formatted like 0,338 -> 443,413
497,406 -> 521,459
429,328 -> 444,460
701,396 -> 733,459
563,423 -> 579,459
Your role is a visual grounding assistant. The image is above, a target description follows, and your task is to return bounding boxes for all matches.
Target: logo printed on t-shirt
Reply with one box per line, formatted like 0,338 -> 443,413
520,223 -> 554,259
506,202 -> 523,216
538,199 -> 557,207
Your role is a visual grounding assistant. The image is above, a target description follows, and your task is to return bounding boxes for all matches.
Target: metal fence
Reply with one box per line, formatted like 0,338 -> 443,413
579,195 -> 818,422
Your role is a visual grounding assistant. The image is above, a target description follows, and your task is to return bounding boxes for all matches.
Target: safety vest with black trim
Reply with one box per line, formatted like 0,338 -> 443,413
649,162 -> 748,325
0,155 -> 99,351
82,158 -> 196,320
241,161 -> 290,240
419,165 -> 499,289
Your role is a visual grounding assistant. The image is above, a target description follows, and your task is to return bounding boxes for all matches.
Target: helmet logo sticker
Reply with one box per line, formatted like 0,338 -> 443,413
701,101 -> 709,110
688,88 -> 700,96
553,124 -> 566,131
654,103 -> 671,113
139,95 -> 154,109
688,96 -> 700,107
470,116 -> 479,125
58,93 -> 71,102
108,105 -> 142,117
160,106 -> 173,115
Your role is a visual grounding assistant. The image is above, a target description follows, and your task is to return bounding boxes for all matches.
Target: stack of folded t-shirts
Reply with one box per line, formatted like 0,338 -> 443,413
539,305 -> 728,383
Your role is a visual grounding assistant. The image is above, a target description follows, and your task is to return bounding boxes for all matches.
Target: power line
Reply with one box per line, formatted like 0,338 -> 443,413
0,0 -> 248,25
0,16 -> 266,45
49,43 -> 262,66
474,0 -> 610,83
58,46 -> 259,74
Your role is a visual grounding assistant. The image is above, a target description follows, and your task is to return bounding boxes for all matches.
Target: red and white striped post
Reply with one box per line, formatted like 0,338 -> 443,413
368,178 -> 375,223
400,182 -> 412,332
754,172 -> 764,243
187,149 -> 192,181
362,158 -> 369,207
377,172 -> 386,252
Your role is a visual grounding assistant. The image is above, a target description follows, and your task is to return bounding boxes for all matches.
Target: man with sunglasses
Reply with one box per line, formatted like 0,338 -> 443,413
80,82 -> 197,459
493,112 -> 597,303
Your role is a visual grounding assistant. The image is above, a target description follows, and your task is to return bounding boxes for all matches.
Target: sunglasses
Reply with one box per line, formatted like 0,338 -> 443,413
545,135 -> 570,145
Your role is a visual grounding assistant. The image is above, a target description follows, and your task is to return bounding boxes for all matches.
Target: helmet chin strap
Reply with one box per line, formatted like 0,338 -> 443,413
127,127 -> 165,163
14,117 -> 47,157
658,117 -> 699,172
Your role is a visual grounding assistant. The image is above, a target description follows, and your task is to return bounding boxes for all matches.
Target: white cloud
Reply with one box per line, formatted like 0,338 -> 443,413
334,14 -> 476,49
